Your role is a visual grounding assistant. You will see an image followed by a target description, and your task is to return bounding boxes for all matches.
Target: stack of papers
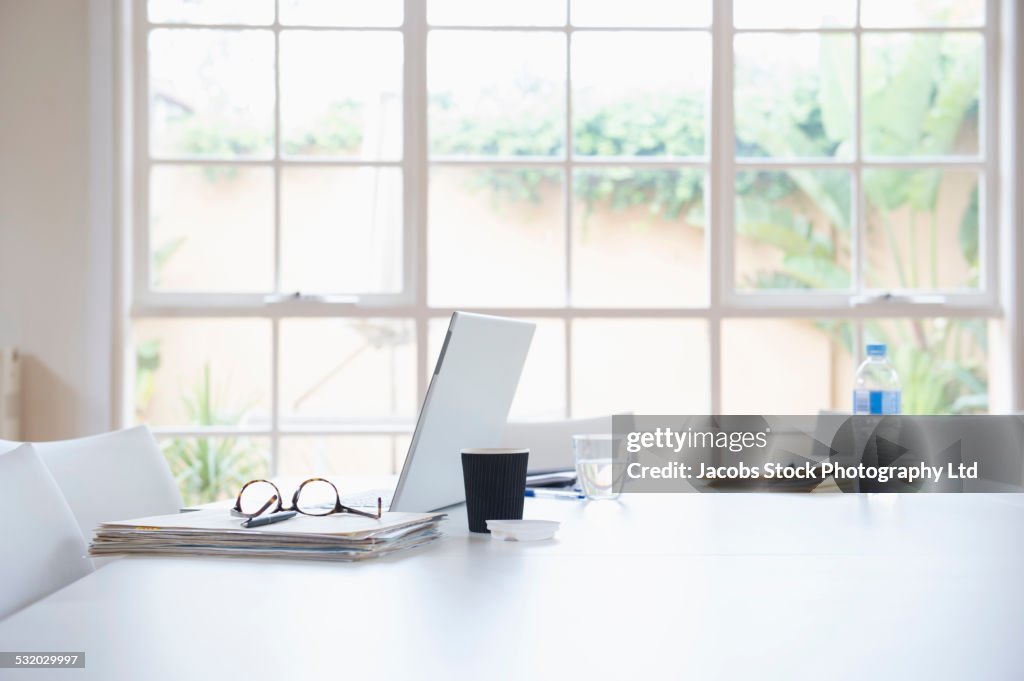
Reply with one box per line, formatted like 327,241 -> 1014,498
90,509 -> 446,562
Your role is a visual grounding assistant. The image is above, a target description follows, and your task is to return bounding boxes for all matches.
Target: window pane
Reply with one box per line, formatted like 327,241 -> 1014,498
863,169 -> 979,291
722,320 -> 854,414
862,32 -> 981,157
735,169 -> 852,291
279,0 -> 403,27
429,168 -> 565,307
150,165 -> 273,292
571,0 -> 710,27
571,320 -> 709,415
510,320 -> 567,420
281,31 -> 402,159
864,319 -> 988,414
279,319 -> 417,426
429,32 -> 565,157
573,32 -> 708,157
149,30 -> 274,159
861,0 -> 984,27
279,435 -> 411,477
429,0 -> 565,26
428,317 -> 567,421
280,167 -> 403,294
734,0 -> 855,28
159,437 -> 270,506
133,319 -> 271,427
735,34 -> 854,158
148,0 -> 273,25
571,169 -> 705,307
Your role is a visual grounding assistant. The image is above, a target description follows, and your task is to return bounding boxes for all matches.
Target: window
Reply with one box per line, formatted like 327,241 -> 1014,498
128,0 -> 1003,504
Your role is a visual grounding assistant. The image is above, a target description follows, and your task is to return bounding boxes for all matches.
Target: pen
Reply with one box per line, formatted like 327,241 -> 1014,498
525,488 -> 586,500
241,510 -> 297,528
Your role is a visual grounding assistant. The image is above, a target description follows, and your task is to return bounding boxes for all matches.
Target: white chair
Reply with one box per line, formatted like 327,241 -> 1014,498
0,426 -> 183,541
0,444 -> 93,620
501,415 -> 623,472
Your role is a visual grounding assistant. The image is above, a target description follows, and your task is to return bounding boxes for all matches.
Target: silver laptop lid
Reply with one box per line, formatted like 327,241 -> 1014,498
389,312 -> 535,512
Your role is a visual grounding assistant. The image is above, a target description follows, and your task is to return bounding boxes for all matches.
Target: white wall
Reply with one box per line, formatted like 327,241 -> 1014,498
0,0 -> 112,440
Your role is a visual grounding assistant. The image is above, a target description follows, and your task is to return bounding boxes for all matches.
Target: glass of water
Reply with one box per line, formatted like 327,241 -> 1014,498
573,434 -> 621,501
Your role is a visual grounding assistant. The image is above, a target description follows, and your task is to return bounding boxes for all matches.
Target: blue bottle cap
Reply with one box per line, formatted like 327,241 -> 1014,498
866,343 -> 887,357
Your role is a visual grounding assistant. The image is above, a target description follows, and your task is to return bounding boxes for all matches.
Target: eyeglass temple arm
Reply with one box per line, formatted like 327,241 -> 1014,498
256,495 -> 279,517
339,498 -> 383,520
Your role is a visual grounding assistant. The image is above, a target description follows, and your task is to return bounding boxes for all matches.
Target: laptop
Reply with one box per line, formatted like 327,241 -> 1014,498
345,312 -> 535,512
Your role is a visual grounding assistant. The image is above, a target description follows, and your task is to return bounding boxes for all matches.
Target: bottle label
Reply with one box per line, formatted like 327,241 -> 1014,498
852,389 -> 901,415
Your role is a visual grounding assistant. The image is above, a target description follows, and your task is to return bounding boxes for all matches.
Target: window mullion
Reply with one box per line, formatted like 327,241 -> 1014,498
983,0 -> 1001,304
133,6 -> 151,319
407,0 -> 430,399
709,0 -> 734,414
272,21 -> 282,294
853,0 -> 864,297
271,0 -> 282,471
270,318 -> 280,475
564,9 -> 574,413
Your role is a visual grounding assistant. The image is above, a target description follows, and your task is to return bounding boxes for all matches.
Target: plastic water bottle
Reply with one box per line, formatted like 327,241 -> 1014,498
853,344 -> 901,415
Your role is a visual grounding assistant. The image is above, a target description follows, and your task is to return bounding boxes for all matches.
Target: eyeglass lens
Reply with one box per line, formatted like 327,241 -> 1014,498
236,480 -> 281,517
294,478 -> 340,516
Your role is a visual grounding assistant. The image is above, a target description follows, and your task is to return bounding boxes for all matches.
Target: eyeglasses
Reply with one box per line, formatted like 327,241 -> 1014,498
231,478 -> 382,521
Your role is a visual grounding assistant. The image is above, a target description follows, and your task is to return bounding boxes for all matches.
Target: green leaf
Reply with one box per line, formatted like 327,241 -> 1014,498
818,34 -> 854,147
950,393 -> 988,414
862,34 -> 942,156
786,168 -> 850,234
920,37 -> 980,156
737,218 -> 811,256
958,186 -> 979,266
781,254 -> 850,289
906,169 -> 942,212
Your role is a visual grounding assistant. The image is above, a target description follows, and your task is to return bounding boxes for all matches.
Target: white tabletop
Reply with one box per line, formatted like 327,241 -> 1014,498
1,493 -> 1023,680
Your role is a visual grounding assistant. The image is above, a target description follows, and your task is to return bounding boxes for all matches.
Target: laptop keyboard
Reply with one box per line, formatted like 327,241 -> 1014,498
341,489 -> 394,510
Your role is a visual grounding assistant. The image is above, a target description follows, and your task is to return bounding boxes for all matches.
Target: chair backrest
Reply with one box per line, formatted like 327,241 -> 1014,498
0,444 -> 93,620
502,415 -> 620,472
0,426 -> 183,540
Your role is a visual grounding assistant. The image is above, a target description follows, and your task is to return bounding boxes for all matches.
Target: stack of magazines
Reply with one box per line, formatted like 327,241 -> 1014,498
90,509 -> 446,562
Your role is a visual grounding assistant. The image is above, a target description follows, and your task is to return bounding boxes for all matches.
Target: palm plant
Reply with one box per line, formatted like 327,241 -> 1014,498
735,33 -> 985,414
162,364 -> 265,505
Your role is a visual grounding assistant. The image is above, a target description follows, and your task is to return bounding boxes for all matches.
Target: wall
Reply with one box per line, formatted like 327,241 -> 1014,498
0,0 -> 112,440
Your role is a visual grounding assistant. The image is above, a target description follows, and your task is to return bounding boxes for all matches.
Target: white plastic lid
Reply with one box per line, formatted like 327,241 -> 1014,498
486,519 -> 559,542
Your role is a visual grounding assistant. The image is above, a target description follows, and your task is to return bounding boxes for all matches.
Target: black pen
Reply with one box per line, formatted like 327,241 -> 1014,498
241,510 -> 297,528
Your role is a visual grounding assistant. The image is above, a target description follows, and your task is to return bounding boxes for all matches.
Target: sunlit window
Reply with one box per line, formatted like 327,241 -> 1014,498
131,0 -> 999,504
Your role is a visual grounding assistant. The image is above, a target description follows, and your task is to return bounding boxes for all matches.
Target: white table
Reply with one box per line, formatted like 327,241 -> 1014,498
1,493 -> 1023,680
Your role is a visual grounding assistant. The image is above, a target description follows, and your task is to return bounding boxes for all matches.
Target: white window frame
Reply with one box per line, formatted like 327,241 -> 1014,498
117,0 -> 1017,474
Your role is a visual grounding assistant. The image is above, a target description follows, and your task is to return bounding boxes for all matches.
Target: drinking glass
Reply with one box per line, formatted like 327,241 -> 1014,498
573,434 -> 621,500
